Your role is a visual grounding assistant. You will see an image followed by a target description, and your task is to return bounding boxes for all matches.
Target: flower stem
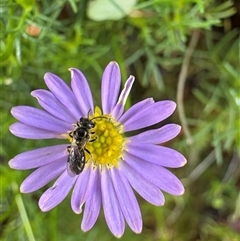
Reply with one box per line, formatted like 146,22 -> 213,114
177,30 -> 200,145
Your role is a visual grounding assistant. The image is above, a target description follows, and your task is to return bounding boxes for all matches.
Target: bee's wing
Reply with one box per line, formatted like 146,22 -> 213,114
67,156 -> 76,177
67,161 -> 76,177
66,147 -> 77,177
66,146 -> 85,176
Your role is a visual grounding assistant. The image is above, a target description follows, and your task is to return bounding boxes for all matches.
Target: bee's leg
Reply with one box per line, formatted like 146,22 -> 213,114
85,148 -> 91,155
84,148 -> 93,162
89,137 -> 97,142
69,132 -> 73,138
89,131 -> 97,143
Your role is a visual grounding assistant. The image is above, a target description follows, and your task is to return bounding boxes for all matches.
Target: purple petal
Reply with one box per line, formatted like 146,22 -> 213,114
129,124 -> 181,144
111,75 -> 135,120
120,100 -> 176,132
126,142 -> 187,168
111,168 -> 142,234
20,157 -> 66,193
44,72 -> 83,119
101,169 -> 125,238
119,98 -> 154,126
81,168 -> 101,232
9,144 -> 68,170
125,153 -> 185,196
120,161 -> 165,206
71,167 -> 91,214
70,68 -> 94,115
31,89 -> 76,124
39,170 -> 77,212
11,106 -> 72,133
9,123 -> 63,139
101,62 -> 121,114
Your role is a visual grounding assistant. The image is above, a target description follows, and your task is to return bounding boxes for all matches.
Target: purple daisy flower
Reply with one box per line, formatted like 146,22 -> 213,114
9,61 -> 186,237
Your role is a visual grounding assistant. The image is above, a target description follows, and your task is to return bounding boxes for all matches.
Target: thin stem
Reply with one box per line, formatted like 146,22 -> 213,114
188,150 -> 216,183
223,152 -> 240,182
15,194 -> 36,241
177,30 -> 200,145
167,150 -> 216,225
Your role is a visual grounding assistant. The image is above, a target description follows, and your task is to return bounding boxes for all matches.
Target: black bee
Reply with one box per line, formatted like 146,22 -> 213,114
67,116 -> 107,176
71,117 -> 95,146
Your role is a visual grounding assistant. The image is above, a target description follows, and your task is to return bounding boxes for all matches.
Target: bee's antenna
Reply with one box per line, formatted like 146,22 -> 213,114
91,116 -> 109,121
87,109 -> 93,118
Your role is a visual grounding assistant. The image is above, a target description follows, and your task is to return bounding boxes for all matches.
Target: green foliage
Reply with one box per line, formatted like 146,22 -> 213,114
192,28 -> 240,162
1,0 -> 239,240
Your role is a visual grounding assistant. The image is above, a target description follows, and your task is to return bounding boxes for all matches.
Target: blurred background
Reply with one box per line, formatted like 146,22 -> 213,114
1,0 -> 240,240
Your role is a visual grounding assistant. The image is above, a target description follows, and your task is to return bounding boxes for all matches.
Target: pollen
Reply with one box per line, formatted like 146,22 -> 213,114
86,107 -> 126,168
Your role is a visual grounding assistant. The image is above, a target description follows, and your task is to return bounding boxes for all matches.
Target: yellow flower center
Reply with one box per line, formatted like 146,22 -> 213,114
66,106 -> 126,168
87,107 -> 125,167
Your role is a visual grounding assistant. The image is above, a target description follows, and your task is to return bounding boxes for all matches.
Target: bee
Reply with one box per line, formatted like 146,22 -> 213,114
67,146 -> 85,176
67,116 -> 107,176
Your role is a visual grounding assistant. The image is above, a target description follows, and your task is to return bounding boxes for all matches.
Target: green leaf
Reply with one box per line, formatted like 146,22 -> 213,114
87,0 -> 137,21
15,0 -> 34,10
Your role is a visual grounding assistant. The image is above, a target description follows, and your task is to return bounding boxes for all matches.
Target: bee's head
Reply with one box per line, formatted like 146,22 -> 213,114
79,117 -> 95,129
